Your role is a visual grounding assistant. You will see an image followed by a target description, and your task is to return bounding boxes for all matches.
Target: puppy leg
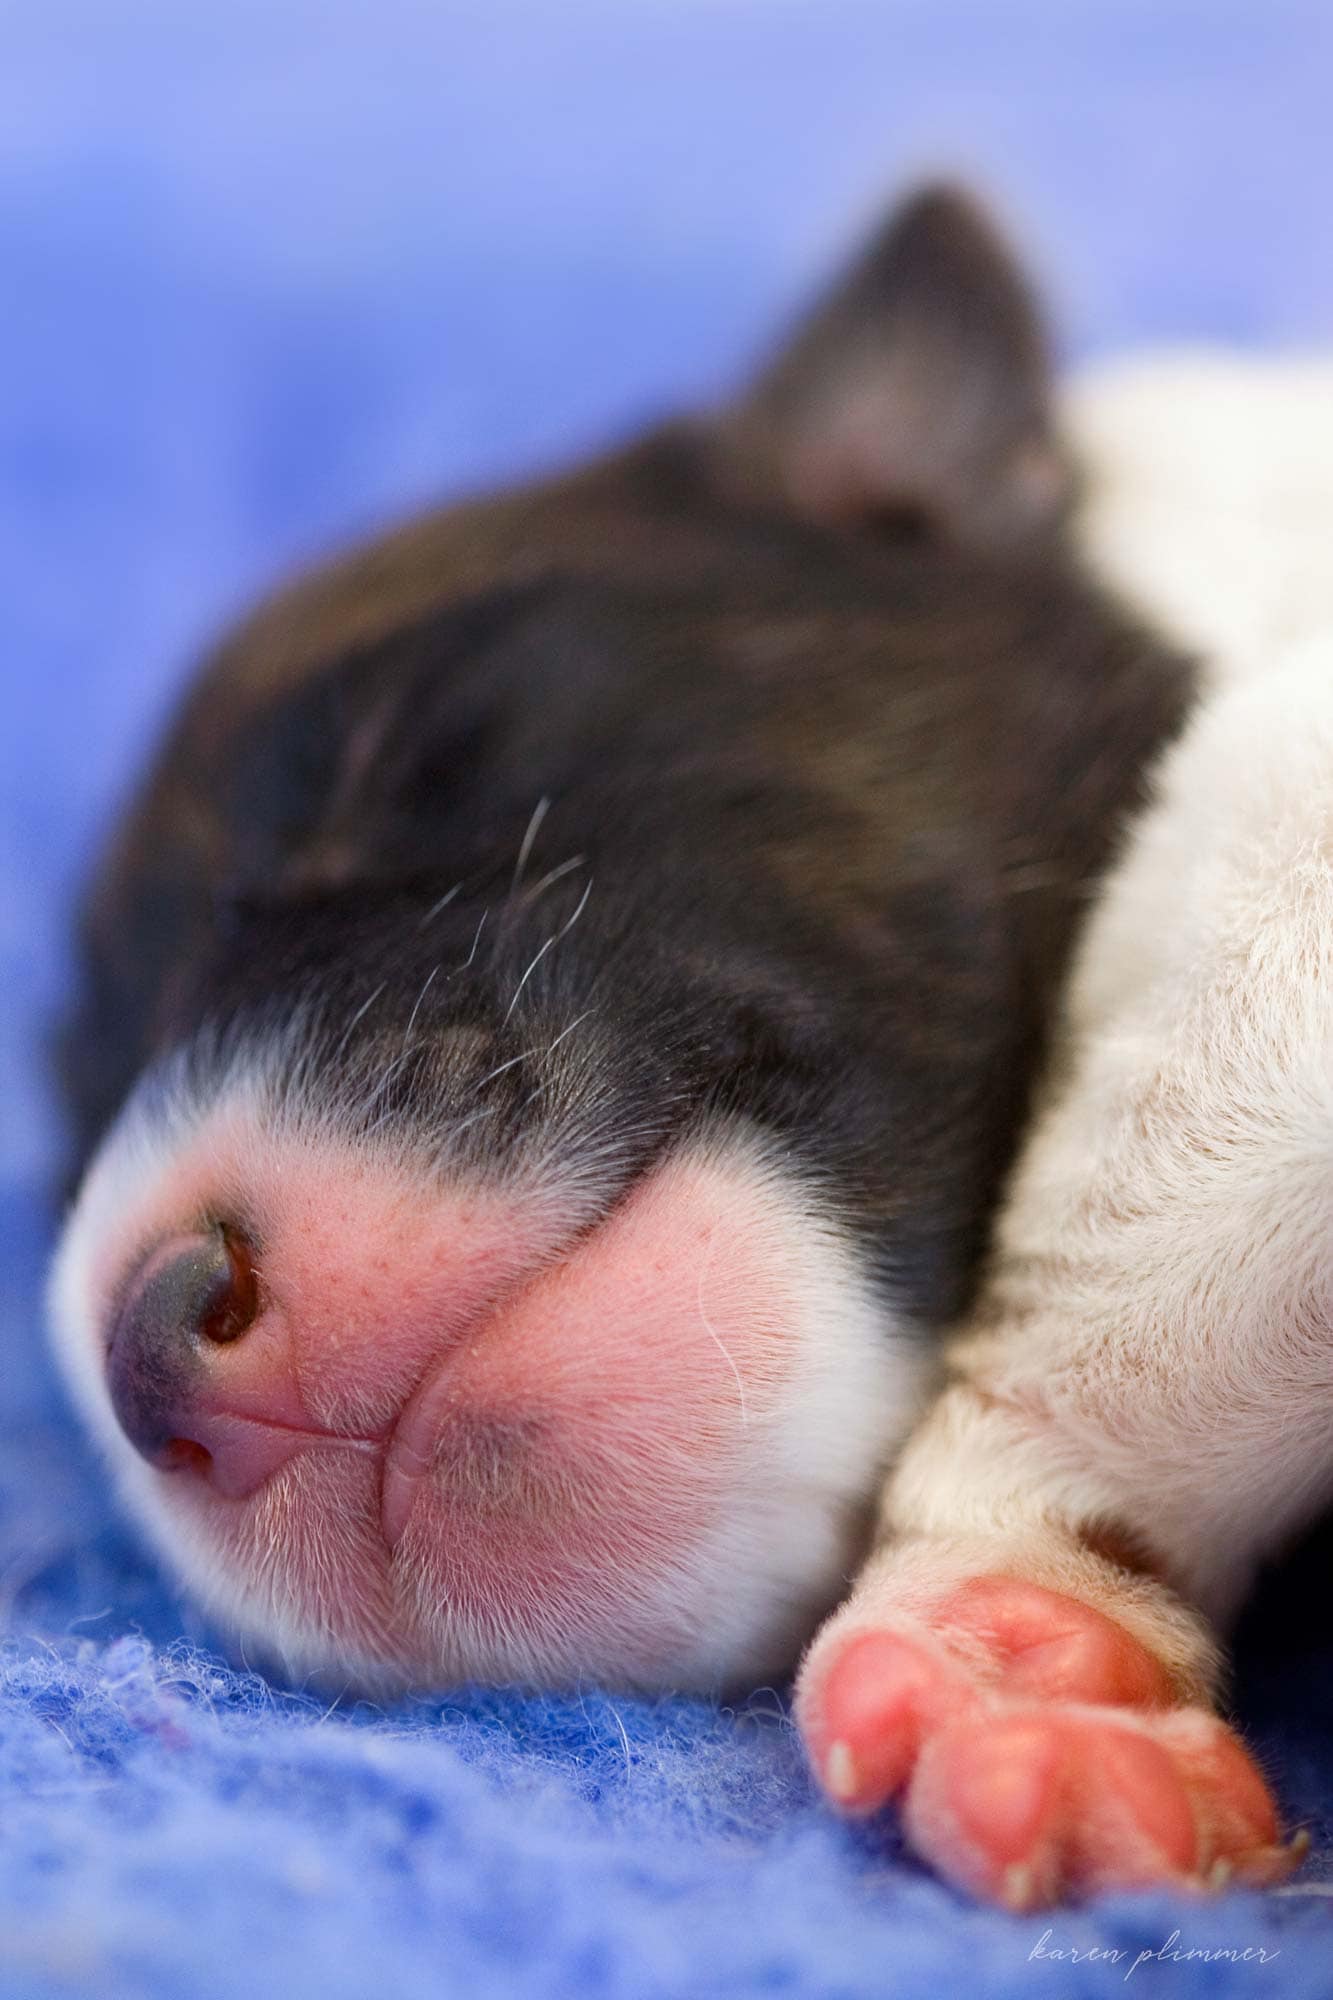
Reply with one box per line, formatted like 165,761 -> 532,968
800,648 -> 1333,1904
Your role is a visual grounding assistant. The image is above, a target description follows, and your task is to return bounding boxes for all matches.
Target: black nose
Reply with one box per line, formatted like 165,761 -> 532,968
106,1226 -> 260,1468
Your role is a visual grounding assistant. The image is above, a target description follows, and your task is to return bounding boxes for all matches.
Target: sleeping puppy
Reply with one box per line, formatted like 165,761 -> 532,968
46,186 -> 1308,1907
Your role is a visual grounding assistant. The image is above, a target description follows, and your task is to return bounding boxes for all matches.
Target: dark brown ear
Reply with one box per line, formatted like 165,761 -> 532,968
726,184 -> 1074,548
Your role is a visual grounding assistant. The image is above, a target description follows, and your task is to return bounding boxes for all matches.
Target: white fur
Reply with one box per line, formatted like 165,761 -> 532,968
49,1042 -> 929,1691
855,351 -> 1333,1688
1067,347 -> 1333,686
629,1126 -> 937,1687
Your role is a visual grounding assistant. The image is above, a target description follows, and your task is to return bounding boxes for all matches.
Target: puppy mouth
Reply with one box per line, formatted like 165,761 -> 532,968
143,1399 -> 392,1504
111,1188 -> 628,1539
374,1241 -> 590,1554
377,1175 -> 670,1554
377,1339 -> 472,1551
146,1318 -> 494,1530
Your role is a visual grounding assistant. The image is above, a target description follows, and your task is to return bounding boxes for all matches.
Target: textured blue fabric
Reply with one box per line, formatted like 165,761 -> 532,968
5,5 -> 1333,1994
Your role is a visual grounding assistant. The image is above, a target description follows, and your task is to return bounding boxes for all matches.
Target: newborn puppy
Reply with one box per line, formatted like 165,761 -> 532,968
48,187 -> 1279,1907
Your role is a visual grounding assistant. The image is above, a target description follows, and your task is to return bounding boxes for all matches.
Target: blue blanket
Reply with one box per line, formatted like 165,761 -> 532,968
5,5 -> 1333,1993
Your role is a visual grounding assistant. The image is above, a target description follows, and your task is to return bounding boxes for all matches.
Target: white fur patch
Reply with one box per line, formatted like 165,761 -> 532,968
862,351 -> 1333,1677
50,1046 -> 929,1691
1067,347 -> 1333,686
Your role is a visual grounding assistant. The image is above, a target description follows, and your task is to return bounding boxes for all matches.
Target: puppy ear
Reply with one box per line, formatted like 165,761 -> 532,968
728,184 -> 1073,548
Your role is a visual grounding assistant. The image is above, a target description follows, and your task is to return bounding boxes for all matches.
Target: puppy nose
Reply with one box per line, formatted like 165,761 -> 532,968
106,1226 -> 296,1494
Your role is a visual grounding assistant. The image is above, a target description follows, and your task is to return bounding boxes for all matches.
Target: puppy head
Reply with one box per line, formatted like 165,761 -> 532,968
50,187 -> 1079,1694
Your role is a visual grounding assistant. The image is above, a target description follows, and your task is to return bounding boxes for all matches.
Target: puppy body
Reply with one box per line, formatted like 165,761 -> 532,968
797,352 -> 1333,1904
49,189 -> 1325,1904
864,349 -> 1333,1637
890,351 -> 1333,1616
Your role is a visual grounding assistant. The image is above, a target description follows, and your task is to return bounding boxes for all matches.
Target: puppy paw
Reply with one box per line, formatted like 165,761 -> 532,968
796,1573 -> 1302,1907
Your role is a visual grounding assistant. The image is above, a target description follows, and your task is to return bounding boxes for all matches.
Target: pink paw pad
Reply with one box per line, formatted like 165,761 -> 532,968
797,1571 -> 1299,1906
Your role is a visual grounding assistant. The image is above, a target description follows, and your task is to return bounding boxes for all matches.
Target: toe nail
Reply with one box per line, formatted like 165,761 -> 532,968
824,1740 -> 859,1802
1001,1862 -> 1037,1912
1237,1838 -> 1307,1886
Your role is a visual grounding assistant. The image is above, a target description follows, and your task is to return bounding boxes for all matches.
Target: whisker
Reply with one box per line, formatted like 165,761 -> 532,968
502,941 -> 557,1028
441,1103 -> 503,1147
502,879 -> 593,1027
328,980 -> 387,1068
558,876 -> 593,937
544,1007 -> 596,1057
452,907 -> 489,977
518,853 -> 585,907
359,1039 -> 422,1128
416,881 -> 462,929
697,1238 -> 748,1428
467,1009 -> 597,1100
401,965 -> 441,1051
469,1048 -> 530,1094
511,795 -> 550,890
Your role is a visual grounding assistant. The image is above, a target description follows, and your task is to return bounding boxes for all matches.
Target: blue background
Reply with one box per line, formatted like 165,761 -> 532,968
4,4 -> 1333,1995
